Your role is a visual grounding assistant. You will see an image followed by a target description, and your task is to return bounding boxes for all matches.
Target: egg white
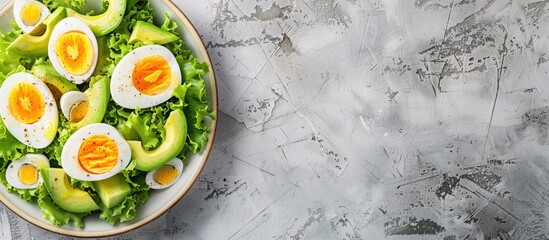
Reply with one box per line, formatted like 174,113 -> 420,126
145,158 -> 184,189
48,17 -> 98,84
59,91 -> 87,121
61,123 -> 131,181
13,0 -> 50,33
6,154 -> 50,189
0,72 -> 58,149
110,45 -> 182,109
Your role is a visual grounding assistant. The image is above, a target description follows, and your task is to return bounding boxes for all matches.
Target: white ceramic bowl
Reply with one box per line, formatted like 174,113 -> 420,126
0,0 -> 218,237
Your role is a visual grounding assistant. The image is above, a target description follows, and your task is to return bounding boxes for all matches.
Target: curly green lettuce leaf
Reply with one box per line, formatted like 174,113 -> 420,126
0,24 -> 36,83
37,185 -> 88,228
42,115 -> 71,167
0,119 -> 31,169
105,85 -> 189,152
0,24 -> 21,75
126,111 -> 162,149
160,15 -> 214,153
69,178 -> 96,192
105,106 -> 164,150
42,0 -> 86,12
180,59 -> 213,153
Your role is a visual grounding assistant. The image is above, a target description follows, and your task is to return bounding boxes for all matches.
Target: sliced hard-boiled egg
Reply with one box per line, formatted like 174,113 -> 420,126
61,123 -> 131,181
145,158 -> 184,189
110,45 -> 181,109
48,17 -> 98,84
6,154 -> 50,189
0,72 -> 58,149
13,0 -> 50,33
60,91 -> 88,123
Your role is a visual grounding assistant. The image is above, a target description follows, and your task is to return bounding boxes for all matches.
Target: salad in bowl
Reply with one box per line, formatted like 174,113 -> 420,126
0,0 -> 215,233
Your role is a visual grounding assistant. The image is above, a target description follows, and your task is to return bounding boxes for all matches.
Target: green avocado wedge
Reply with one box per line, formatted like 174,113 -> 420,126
7,7 -> 66,57
94,174 -> 130,209
31,63 -> 78,106
67,0 -> 126,36
41,168 -> 99,213
129,109 -> 187,172
129,21 -> 179,45
69,76 -> 110,132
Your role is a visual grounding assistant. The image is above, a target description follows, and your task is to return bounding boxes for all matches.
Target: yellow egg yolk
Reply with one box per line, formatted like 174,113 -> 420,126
78,135 -> 118,174
132,55 -> 171,96
69,101 -> 88,123
8,82 -> 45,124
18,163 -> 38,185
153,165 -> 179,186
55,31 -> 94,76
20,2 -> 41,26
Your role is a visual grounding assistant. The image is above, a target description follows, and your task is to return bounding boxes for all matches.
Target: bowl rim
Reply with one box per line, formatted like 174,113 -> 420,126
0,0 -> 218,237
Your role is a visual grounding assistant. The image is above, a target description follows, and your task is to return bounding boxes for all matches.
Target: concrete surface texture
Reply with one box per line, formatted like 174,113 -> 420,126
4,0 -> 549,239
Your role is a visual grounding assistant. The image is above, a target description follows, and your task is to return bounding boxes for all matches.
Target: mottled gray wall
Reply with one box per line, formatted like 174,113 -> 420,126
5,0 -> 549,239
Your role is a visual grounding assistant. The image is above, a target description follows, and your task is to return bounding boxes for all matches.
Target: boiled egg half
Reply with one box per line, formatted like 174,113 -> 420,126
6,154 -> 50,189
111,45 -> 181,109
61,123 -> 131,181
59,91 -> 88,123
0,72 -> 58,149
14,0 -> 50,33
48,17 -> 98,84
145,158 -> 184,189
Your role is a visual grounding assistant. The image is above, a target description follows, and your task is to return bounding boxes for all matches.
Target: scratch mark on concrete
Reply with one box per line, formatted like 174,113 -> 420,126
395,173 -> 441,189
482,32 -> 508,163
228,188 -> 292,240
233,154 -> 300,187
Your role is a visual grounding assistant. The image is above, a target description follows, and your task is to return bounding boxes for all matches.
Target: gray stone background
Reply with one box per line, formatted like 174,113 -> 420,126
5,0 -> 549,239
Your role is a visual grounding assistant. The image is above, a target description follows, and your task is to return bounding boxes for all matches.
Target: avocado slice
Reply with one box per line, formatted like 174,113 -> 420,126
41,168 -> 99,213
129,21 -> 179,45
129,109 -> 187,171
67,0 -> 126,36
69,76 -> 110,132
92,36 -> 109,76
94,174 -> 130,209
7,7 -> 67,57
31,63 -> 78,106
